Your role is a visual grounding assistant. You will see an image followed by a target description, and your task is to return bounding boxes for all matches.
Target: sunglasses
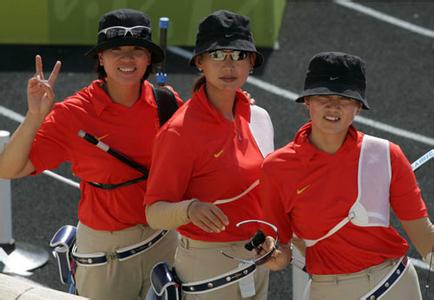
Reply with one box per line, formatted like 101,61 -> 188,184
98,26 -> 151,39
208,50 -> 249,61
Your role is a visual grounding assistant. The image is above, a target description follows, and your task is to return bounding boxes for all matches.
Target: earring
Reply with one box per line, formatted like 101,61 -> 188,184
249,68 -> 254,74
198,68 -> 203,72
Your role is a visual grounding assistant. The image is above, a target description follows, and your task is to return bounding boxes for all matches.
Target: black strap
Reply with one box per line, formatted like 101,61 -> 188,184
153,86 -> 179,126
87,87 -> 179,190
88,175 -> 147,190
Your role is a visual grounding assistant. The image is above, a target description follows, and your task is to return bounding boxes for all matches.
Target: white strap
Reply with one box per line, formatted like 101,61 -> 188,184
213,180 -> 259,205
304,212 -> 354,247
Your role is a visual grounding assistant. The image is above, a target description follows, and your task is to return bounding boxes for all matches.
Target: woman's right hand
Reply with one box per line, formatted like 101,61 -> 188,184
261,236 -> 292,271
27,55 -> 61,119
187,200 -> 229,233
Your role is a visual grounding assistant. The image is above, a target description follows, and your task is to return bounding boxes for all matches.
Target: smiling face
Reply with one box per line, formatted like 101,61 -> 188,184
305,94 -> 362,146
98,45 -> 151,87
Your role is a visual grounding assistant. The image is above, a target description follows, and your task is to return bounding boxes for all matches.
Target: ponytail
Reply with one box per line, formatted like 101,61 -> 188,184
193,75 -> 206,92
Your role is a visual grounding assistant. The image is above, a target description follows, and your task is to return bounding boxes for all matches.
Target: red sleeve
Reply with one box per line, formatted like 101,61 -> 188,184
390,143 -> 428,220
259,160 -> 293,244
144,126 -> 195,205
29,103 -> 70,174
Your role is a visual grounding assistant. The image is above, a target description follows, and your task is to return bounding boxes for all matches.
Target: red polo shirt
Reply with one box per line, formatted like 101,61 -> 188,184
144,86 -> 263,242
29,79 -> 183,231
260,122 -> 427,274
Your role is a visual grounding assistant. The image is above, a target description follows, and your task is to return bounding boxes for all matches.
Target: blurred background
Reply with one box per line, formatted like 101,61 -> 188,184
0,0 -> 433,299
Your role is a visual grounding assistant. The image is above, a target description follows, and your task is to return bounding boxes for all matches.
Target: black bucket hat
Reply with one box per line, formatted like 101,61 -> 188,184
85,8 -> 164,64
295,52 -> 369,109
189,10 -> 263,68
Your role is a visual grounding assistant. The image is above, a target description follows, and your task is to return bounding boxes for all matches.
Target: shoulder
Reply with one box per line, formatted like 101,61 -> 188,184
263,143 -> 297,171
58,82 -> 96,109
145,81 -> 184,107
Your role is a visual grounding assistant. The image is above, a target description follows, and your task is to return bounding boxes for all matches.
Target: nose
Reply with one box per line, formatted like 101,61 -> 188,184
325,98 -> 342,108
119,51 -> 135,60
222,55 -> 236,67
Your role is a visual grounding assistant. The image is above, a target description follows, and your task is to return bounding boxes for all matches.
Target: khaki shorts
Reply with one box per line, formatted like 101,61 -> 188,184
309,258 -> 422,300
74,222 -> 178,300
174,236 -> 269,300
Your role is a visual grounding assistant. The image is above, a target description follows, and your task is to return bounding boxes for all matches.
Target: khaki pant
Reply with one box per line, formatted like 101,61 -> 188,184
175,236 -> 269,300
74,222 -> 177,300
309,258 -> 422,300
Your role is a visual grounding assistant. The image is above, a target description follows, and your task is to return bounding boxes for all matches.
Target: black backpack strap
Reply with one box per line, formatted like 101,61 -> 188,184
152,86 -> 180,126
88,175 -> 147,190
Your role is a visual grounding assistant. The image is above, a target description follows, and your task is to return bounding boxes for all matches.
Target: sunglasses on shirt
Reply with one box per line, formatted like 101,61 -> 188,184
208,50 -> 249,62
98,26 -> 151,39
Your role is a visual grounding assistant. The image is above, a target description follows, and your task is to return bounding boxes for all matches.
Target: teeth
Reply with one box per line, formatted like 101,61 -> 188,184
119,67 -> 135,72
325,116 -> 340,121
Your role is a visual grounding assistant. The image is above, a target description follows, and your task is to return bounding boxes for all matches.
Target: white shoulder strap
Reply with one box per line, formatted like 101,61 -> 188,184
302,134 -> 391,247
249,105 -> 274,157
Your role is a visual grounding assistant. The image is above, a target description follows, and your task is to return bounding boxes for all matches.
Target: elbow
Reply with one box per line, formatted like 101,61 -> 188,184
145,204 -> 161,229
0,169 -> 17,180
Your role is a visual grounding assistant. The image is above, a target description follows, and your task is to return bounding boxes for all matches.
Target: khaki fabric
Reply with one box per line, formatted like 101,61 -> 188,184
309,258 -> 422,300
175,237 -> 269,300
401,217 -> 434,258
145,199 -> 196,230
74,222 -> 177,300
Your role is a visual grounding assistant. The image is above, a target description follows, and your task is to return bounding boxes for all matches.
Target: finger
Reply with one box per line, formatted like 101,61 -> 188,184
28,77 -> 39,89
195,219 -> 216,233
47,61 -> 62,86
202,208 -> 228,231
35,55 -> 44,80
38,81 -> 55,99
263,236 -> 276,251
197,213 -> 225,232
210,206 -> 229,226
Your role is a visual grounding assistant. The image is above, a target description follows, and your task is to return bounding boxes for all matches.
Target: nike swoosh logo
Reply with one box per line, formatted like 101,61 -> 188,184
297,185 -> 310,195
329,76 -> 339,80
213,149 -> 224,158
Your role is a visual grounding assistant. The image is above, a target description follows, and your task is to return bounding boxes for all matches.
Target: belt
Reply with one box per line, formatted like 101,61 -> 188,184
360,256 -> 409,300
72,229 -> 168,266
181,263 -> 256,294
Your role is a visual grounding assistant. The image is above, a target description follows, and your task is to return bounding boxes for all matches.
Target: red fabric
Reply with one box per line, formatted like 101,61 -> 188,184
29,80 -> 183,230
260,122 -> 427,274
144,86 -> 263,242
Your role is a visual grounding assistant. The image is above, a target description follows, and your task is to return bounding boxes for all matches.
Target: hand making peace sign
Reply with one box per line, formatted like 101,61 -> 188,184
27,55 -> 62,118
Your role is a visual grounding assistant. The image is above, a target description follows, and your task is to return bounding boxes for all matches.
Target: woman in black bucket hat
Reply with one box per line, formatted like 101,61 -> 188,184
0,8 -> 182,300
259,52 -> 432,299
144,10 -> 271,300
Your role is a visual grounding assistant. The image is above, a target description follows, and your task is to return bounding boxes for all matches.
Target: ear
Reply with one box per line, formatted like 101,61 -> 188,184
249,53 -> 256,68
98,53 -> 104,66
355,103 -> 362,115
195,55 -> 204,71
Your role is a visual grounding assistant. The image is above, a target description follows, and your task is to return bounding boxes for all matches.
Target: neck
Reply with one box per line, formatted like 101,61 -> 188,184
205,85 -> 236,121
309,127 -> 348,154
104,80 -> 142,107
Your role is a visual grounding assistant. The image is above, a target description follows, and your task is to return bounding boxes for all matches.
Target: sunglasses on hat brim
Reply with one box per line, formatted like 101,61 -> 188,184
98,26 -> 151,39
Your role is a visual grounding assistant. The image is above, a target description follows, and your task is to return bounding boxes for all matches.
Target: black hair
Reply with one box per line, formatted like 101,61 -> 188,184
193,75 -> 206,92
